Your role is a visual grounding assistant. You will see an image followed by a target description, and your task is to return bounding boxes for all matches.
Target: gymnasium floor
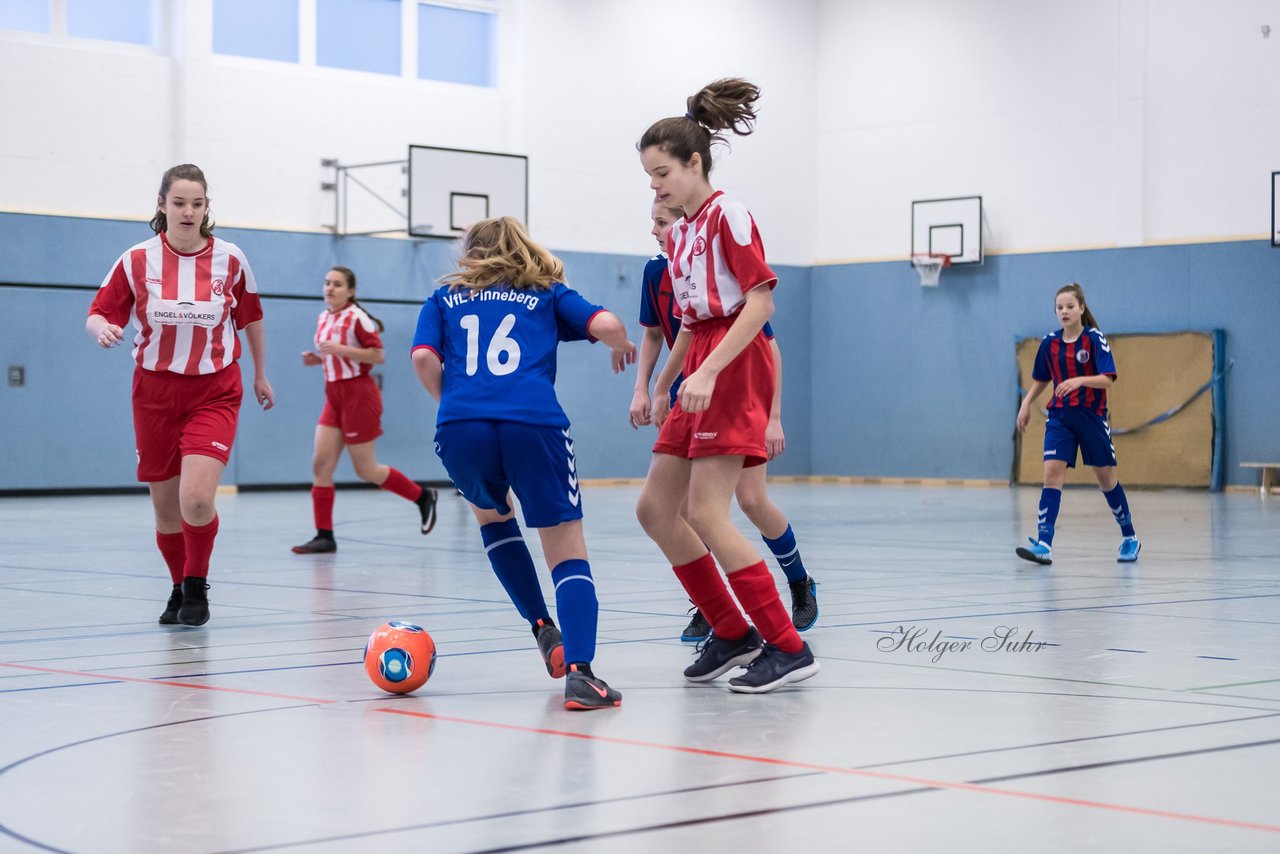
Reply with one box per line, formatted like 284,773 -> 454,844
1,483 -> 1277,853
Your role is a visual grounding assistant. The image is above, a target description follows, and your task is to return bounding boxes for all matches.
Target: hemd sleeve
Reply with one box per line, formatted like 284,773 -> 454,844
1092,329 -> 1117,377
411,292 -> 444,361
1032,338 -> 1052,383
553,284 -> 604,342
88,254 -> 135,326
230,250 -> 264,329
717,205 -> 777,293
353,311 -> 384,349
638,258 -> 662,328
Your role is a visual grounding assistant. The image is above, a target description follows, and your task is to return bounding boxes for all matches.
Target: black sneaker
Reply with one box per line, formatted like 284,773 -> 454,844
416,486 -> 439,535
680,603 -> 712,642
178,578 -> 210,626
292,534 -> 336,554
789,577 -> 819,632
533,617 -> 566,678
158,584 -> 183,625
684,626 -> 763,682
727,642 -> 820,693
564,663 -> 621,711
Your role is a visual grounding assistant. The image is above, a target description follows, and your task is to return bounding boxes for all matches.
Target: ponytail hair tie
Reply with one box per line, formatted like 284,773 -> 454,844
684,111 -> 695,121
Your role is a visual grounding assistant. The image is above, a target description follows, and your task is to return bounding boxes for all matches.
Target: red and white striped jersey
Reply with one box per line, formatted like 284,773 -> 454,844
665,190 -> 777,325
90,234 -> 264,375
314,304 -> 383,382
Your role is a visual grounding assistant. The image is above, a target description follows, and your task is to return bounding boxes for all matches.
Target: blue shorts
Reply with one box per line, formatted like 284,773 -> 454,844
435,420 -> 583,528
1043,407 -> 1117,468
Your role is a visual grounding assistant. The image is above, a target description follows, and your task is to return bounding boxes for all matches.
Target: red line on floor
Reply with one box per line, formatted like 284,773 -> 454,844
376,707 -> 1280,835
0,661 -> 335,705
5,660 -> 1275,834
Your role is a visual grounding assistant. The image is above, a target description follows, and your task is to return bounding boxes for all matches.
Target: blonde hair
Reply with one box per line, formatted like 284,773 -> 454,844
442,216 -> 564,292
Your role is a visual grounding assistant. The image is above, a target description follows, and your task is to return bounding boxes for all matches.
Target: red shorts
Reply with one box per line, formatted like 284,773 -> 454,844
132,365 -> 243,482
654,317 -> 774,468
318,375 -> 383,445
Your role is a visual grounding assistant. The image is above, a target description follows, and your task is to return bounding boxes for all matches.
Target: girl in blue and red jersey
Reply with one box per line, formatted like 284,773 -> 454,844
1016,283 -> 1140,564
86,164 -> 275,626
291,266 -> 438,554
411,216 -> 636,711
635,78 -> 819,694
630,201 -> 819,641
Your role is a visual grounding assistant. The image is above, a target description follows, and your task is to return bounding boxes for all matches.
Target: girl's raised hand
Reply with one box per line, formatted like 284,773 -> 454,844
301,351 -> 322,366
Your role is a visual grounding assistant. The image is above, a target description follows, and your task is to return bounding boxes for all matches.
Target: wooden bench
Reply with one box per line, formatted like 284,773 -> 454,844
1240,462 -> 1280,497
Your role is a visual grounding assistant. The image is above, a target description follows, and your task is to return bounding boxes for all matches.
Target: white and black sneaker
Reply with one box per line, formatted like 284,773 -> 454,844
684,627 -> 763,682
727,642 -> 820,693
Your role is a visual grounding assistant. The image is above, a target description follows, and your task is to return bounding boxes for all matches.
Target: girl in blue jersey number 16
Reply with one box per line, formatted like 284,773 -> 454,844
1016,284 -> 1140,565
411,216 -> 637,711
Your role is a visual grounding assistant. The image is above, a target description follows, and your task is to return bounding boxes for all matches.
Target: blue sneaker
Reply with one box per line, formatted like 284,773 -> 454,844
684,627 -> 763,682
1117,536 -> 1141,562
727,642 -> 820,693
1015,537 -> 1053,565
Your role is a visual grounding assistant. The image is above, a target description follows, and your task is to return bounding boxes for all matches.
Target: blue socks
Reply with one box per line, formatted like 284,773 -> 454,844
1037,488 -> 1062,545
480,519 -> 548,625
551,559 -> 597,665
762,524 -> 807,583
1104,483 -> 1136,537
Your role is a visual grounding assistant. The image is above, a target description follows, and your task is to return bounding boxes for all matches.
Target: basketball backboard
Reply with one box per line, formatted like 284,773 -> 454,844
408,145 -> 528,239
911,196 -> 983,265
1272,171 -> 1279,247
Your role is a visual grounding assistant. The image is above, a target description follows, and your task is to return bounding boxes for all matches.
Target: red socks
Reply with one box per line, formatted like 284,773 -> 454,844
379,468 -> 422,502
311,485 -> 335,530
728,561 -> 803,653
181,516 -> 219,579
156,530 -> 185,585
673,553 -> 750,640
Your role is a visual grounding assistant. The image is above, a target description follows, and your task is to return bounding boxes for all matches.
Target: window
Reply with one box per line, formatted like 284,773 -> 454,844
418,3 -> 493,87
317,0 -> 400,75
0,0 -> 51,34
213,0 -> 299,62
67,0 -> 156,46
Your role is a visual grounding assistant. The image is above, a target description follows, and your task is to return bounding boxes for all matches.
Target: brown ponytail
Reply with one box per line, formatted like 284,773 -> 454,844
331,266 -> 384,331
637,78 -> 761,178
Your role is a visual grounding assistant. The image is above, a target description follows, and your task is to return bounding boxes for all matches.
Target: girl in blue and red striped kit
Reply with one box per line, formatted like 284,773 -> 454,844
291,266 -> 437,554
1016,284 -> 1140,565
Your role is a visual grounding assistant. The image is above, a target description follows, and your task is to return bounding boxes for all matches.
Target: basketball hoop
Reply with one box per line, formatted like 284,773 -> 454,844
911,253 -> 951,286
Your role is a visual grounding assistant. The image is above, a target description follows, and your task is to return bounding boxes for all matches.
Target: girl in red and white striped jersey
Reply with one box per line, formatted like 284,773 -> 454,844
634,79 -> 819,694
291,266 -> 437,554
86,163 -> 275,627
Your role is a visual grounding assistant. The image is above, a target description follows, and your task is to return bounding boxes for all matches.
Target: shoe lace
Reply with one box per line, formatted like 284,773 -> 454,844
693,631 -> 716,657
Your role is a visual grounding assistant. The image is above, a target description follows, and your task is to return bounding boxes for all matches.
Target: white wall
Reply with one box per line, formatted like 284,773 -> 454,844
813,0 -> 1280,262
0,0 -> 818,263
1,1 -> 1274,265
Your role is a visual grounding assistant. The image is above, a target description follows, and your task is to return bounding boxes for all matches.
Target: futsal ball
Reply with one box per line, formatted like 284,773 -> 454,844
363,621 -> 436,694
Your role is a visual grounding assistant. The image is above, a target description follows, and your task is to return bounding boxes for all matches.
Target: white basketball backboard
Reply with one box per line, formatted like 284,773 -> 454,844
911,196 -> 983,265
408,145 -> 528,239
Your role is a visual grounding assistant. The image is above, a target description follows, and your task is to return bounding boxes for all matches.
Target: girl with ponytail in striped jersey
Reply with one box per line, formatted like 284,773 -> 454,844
291,266 -> 438,554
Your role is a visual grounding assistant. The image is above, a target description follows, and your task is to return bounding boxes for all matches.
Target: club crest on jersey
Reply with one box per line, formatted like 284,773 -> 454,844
211,278 -> 224,296
1075,349 -> 1090,364
692,236 -> 707,256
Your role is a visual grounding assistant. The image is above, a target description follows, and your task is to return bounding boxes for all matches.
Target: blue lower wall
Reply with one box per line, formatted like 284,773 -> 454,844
3,212 -> 1270,489
0,213 -> 811,489
810,243 -> 1280,485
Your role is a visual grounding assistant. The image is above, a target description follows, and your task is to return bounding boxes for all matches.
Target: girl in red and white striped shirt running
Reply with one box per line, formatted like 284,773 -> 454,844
635,79 -> 819,694
86,163 -> 275,627
291,266 -> 438,554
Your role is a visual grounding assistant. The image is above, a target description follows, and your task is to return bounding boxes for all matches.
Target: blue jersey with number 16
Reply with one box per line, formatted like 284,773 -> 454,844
412,282 -> 604,428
